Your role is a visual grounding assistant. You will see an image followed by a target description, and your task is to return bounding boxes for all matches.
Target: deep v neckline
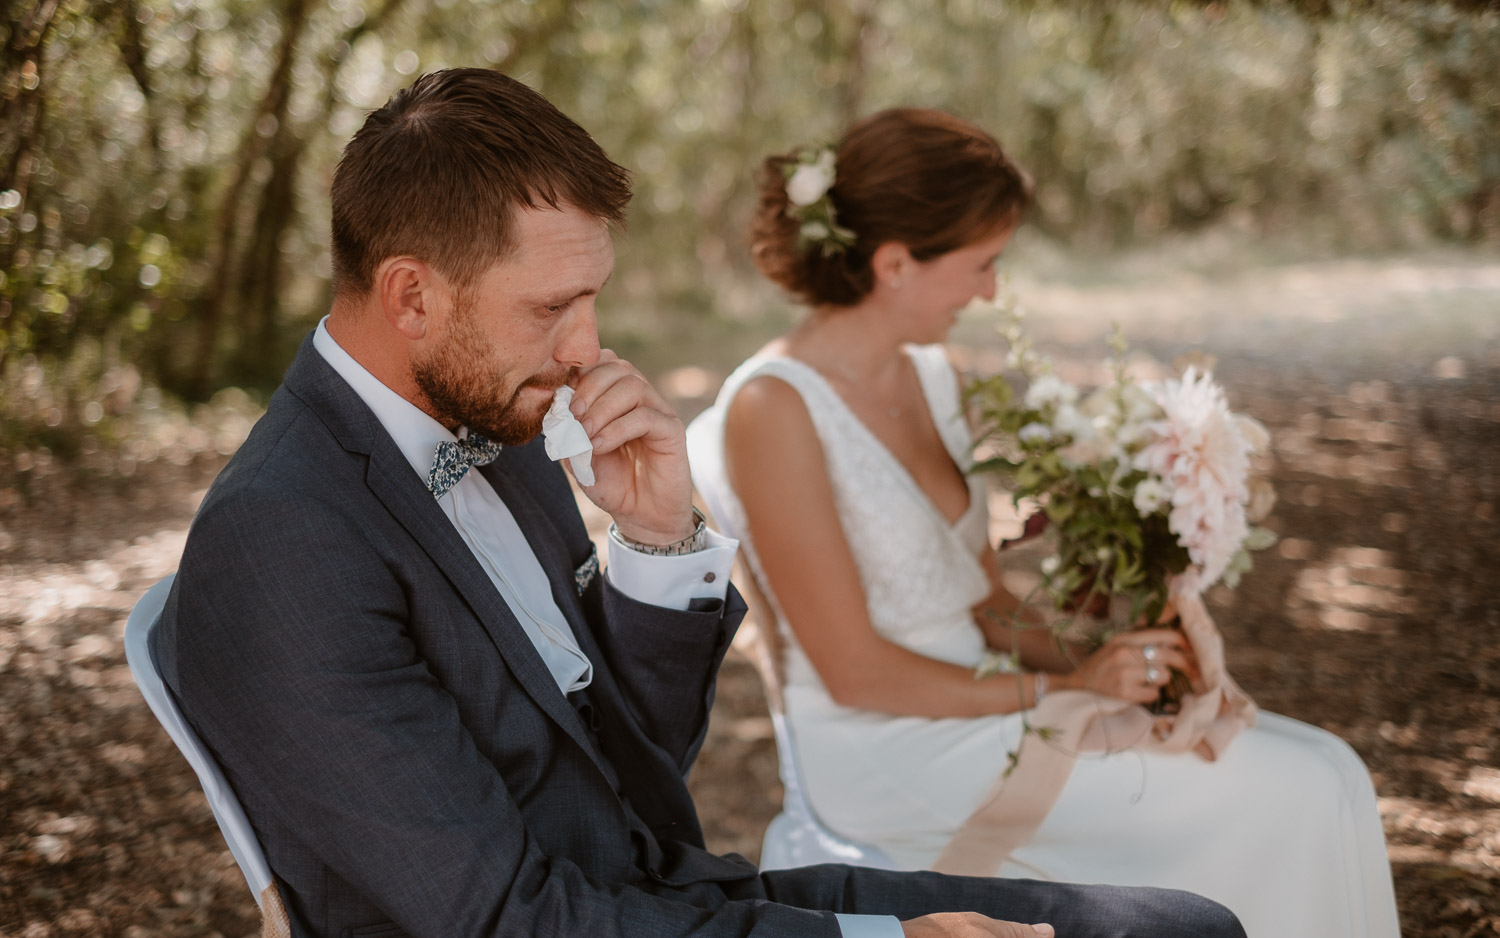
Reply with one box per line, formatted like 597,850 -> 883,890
777,351 -> 976,528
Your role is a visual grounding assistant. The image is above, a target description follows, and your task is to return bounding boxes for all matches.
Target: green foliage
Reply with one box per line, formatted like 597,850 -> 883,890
1,0 -> 1496,454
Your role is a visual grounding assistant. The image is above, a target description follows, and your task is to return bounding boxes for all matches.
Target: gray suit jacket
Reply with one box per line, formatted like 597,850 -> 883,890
153,337 -> 850,937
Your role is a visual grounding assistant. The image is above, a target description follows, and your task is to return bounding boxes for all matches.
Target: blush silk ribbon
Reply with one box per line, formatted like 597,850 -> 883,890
932,583 -> 1257,877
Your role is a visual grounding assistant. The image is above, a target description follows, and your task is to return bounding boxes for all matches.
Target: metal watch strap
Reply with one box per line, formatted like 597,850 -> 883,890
609,507 -> 708,556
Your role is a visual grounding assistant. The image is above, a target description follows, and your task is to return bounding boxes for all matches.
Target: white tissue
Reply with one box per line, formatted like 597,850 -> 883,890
542,386 -> 595,486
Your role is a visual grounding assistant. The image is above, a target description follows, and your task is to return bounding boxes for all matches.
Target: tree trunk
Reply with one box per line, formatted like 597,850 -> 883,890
189,0 -> 315,399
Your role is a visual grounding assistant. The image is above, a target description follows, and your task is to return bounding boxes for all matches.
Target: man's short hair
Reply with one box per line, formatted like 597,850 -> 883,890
331,68 -> 633,296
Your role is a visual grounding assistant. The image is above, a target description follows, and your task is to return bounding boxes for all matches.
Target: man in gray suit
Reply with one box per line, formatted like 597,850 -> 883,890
154,68 -> 1245,938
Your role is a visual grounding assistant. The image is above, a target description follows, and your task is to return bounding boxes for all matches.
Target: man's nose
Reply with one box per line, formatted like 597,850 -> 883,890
556,302 -> 601,369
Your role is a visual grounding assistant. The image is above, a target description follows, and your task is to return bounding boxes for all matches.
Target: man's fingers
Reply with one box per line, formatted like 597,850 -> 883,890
576,370 -> 652,436
588,406 -> 681,457
570,358 -> 672,436
900,912 -> 1054,937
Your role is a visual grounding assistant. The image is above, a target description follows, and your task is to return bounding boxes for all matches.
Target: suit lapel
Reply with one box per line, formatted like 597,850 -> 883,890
281,336 -> 608,776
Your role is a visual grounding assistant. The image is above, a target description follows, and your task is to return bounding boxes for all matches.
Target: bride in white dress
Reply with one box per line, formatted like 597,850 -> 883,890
698,108 -> 1400,938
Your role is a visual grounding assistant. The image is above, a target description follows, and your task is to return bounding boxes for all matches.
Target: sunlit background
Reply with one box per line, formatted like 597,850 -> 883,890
1,1 -> 1498,935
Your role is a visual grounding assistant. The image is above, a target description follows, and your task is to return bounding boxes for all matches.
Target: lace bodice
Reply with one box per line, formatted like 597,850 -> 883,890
694,344 -> 993,693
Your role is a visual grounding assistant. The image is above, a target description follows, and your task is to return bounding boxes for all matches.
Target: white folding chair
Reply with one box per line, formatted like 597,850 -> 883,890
124,574 -> 293,937
687,407 -> 903,872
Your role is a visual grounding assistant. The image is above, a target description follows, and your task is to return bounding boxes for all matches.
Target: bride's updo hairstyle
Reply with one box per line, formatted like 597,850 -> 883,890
750,108 -> 1032,307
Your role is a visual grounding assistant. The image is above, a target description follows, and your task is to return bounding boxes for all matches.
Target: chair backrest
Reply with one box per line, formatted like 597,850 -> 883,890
686,407 -> 902,871
124,574 -> 291,930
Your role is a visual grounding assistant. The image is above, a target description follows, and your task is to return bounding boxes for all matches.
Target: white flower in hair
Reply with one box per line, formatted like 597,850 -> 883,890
783,146 -> 855,256
799,220 -> 831,241
786,163 -> 834,207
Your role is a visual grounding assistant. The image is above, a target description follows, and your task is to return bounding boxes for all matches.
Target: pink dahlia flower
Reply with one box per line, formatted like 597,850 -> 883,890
1133,368 -> 1254,594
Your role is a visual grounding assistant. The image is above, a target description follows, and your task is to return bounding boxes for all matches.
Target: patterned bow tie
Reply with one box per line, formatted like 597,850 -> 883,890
427,434 -> 504,498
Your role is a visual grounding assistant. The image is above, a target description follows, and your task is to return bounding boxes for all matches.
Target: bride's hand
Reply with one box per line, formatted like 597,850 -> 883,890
1054,628 -> 1199,704
902,912 -> 1053,937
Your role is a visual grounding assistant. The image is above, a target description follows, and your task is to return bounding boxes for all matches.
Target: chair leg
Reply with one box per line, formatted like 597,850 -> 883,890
259,881 -> 293,938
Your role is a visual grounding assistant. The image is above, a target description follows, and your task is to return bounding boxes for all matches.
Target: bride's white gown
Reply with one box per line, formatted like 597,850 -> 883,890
704,344 -> 1401,938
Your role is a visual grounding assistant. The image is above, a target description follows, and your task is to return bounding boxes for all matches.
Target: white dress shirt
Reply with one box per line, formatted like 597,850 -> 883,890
313,320 -> 898,938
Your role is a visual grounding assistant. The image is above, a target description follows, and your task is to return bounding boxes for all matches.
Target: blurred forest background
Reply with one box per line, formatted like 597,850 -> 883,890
3,1 -> 1500,936
1,0 -> 1497,457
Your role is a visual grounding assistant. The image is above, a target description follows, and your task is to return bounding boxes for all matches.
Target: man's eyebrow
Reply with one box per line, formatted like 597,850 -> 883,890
530,273 -> 613,306
568,272 -> 613,299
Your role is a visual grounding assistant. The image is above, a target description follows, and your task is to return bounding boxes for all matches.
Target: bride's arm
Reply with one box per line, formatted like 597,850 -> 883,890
972,547 -> 1090,674
724,376 -> 1043,719
952,352 -> 1090,676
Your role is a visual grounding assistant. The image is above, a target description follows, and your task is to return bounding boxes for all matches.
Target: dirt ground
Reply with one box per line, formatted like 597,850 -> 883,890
2,251 -> 1498,936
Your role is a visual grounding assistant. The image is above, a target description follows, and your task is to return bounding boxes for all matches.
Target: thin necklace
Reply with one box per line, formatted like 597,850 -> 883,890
825,360 -> 904,419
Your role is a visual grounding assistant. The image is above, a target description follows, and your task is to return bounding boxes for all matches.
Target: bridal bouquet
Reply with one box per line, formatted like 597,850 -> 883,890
967,312 -> 1277,630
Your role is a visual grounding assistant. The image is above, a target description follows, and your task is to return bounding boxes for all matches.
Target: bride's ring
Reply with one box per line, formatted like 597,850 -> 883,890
1142,644 -> 1159,664
1146,666 -> 1163,684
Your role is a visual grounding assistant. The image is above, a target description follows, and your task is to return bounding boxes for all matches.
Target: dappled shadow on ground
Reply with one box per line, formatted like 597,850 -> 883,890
1,256 -> 1497,936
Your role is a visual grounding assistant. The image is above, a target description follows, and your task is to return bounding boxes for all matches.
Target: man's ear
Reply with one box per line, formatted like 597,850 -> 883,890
870,242 -> 913,291
376,256 -> 440,340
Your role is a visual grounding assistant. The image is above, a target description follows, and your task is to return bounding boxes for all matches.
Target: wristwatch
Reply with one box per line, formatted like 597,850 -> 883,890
609,507 -> 708,556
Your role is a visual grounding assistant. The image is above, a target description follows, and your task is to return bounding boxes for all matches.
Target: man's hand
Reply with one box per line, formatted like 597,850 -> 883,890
903,913 -> 1054,937
567,349 -> 695,545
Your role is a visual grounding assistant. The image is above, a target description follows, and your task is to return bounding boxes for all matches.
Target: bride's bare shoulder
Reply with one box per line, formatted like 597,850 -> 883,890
723,371 -> 828,491
724,353 -> 820,462
725,369 -> 811,435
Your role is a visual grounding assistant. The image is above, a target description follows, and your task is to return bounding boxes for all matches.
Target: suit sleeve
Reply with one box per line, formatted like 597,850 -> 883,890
593,566 -> 749,775
162,490 -> 832,938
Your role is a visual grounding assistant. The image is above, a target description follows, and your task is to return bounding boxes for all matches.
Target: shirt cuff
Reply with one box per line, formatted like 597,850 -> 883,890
835,913 -> 905,938
605,526 -> 737,610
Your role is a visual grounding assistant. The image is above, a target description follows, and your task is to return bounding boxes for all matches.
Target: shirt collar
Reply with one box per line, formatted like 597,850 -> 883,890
312,316 -> 460,483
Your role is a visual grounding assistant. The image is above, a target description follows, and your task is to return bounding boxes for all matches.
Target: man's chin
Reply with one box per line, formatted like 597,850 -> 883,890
475,395 -> 552,446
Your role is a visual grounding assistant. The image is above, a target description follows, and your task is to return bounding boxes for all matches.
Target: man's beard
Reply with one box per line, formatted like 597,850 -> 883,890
413,302 -> 570,446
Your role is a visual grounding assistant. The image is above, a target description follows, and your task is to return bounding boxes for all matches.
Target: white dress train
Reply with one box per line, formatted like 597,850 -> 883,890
700,344 -> 1401,938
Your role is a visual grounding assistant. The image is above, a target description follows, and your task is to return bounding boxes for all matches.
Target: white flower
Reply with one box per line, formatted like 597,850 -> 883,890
1054,403 -> 1112,466
1051,403 -> 1093,441
1040,555 -> 1061,576
1133,477 -> 1169,515
1132,367 -> 1254,592
1018,423 -> 1053,445
799,220 -> 830,241
1024,374 -> 1078,411
786,163 -> 834,207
